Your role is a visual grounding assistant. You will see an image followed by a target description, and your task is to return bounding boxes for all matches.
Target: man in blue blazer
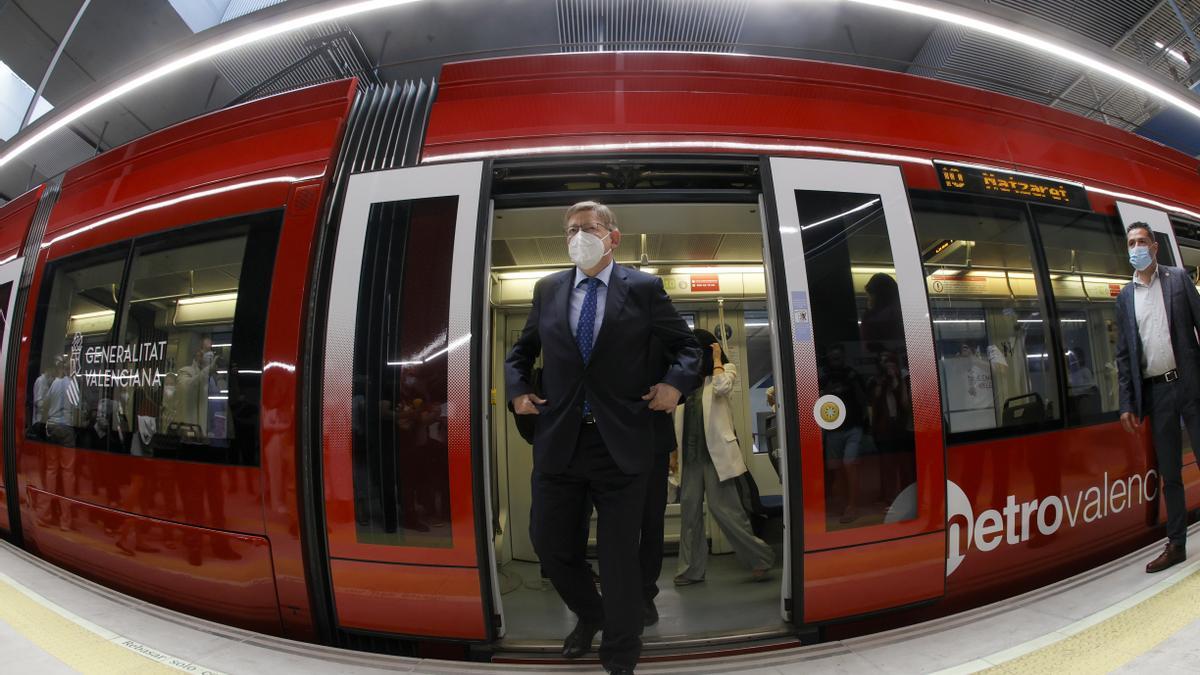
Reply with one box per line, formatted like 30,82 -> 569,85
1116,221 -> 1200,573
506,201 -> 700,674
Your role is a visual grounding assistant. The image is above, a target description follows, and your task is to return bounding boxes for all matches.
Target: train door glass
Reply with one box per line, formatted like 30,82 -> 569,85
0,257 -> 20,530
488,201 -> 789,643
320,162 -> 489,640
766,157 -> 946,624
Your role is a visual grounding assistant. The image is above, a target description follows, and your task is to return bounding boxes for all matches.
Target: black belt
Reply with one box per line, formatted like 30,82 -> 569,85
581,412 -> 597,425
1145,369 -> 1179,385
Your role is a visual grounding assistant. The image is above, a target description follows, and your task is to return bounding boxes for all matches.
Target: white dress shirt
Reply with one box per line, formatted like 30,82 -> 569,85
569,259 -> 614,345
1133,266 -> 1177,377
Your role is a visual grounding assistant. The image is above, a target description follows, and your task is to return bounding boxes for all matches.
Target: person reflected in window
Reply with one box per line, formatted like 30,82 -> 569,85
40,355 -> 80,530
869,350 -> 914,509
860,273 -> 903,352
672,329 -> 774,586
820,344 -> 868,524
177,336 -> 217,439
32,362 -> 55,437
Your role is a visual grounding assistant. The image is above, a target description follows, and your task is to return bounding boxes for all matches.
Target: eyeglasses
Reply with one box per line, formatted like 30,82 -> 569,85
565,222 -> 610,237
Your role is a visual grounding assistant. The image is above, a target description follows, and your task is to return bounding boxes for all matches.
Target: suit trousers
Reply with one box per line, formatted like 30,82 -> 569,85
641,451 -> 671,604
1144,378 -> 1200,546
531,424 -> 648,669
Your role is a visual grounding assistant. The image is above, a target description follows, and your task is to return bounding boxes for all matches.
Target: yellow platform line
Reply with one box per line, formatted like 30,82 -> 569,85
982,565 -> 1200,674
0,570 -> 224,675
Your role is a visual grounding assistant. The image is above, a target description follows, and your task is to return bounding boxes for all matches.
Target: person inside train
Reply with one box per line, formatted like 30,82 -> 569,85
671,328 -> 774,587
819,344 -> 869,524
45,353 -> 81,447
868,349 -> 914,505
1116,221 -> 1200,574
506,200 -> 700,675
32,361 -> 55,438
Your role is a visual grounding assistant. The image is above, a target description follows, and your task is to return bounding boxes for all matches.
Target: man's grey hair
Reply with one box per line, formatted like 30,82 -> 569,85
564,201 -> 618,231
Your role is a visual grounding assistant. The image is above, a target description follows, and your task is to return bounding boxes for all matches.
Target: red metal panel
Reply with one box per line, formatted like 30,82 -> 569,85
804,531 -> 944,622
0,185 -> 41,535
25,487 -> 281,634
942,422 -> 1155,602
426,53 -> 1200,216
9,81 -> 357,640
259,181 -> 325,641
329,559 -> 486,639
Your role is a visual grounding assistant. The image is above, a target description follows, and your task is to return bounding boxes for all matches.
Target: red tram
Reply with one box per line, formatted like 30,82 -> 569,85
1,52 -> 1198,661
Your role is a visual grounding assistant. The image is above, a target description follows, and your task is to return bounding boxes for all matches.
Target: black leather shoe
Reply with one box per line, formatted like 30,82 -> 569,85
605,667 -> 635,674
643,600 -> 658,626
1146,542 -> 1186,573
561,620 -> 602,659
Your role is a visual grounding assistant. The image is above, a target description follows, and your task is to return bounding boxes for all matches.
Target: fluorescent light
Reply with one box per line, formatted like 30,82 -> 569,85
497,269 -> 562,280
1059,318 -> 1087,323
69,309 -> 114,320
210,342 -> 232,348
745,322 -> 769,327
848,0 -> 1200,121
1155,41 -> 1189,66
387,333 -> 472,366
670,266 -> 764,275
0,0 -> 427,170
426,140 -> 933,166
639,267 -> 659,274
178,292 -> 237,305
851,266 -> 897,275
801,199 -> 881,230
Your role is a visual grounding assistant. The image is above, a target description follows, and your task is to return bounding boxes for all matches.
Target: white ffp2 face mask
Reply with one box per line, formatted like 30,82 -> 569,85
568,230 -> 610,269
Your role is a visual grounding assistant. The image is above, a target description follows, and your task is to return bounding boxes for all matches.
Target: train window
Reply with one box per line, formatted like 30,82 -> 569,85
110,212 -> 280,465
797,190 -> 917,531
27,251 -> 127,450
1176,237 -> 1200,464
910,194 -> 1061,441
1031,207 -> 1126,426
352,197 -> 456,547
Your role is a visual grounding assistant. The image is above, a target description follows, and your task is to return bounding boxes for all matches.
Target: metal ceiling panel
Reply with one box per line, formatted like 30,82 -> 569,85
556,0 -> 749,52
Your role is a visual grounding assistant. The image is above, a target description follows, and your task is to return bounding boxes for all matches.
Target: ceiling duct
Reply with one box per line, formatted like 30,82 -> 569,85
556,0 -> 749,52
215,23 -> 381,105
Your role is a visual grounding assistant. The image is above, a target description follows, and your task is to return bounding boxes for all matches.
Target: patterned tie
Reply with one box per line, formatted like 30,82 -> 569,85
576,277 -> 600,417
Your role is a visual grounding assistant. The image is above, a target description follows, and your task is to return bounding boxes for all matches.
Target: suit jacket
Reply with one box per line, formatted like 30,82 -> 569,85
1116,265 -> 1200,418
505,264 -> 701,475
673,362 -> 749,482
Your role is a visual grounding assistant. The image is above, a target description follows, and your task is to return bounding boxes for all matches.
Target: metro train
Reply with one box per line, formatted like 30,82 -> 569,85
1,51 -> 1199,662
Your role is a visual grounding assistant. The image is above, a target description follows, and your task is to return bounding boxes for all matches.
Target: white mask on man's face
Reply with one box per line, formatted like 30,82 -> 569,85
568,230 -> 610,270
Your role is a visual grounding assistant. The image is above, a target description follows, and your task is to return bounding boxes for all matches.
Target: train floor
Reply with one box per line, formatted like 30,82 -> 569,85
2,526 -> 1200,674
496,553 -> 786,644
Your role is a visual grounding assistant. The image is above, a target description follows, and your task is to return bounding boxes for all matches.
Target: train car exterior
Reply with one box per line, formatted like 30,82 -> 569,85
1,51 -> 1199,661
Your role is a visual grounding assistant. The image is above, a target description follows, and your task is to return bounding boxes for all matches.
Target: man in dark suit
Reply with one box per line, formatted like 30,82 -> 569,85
506,201 -> 700,674
1116,221 -> 1200,573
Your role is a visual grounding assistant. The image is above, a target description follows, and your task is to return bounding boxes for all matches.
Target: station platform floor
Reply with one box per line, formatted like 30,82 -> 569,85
1,524 -> 1200,674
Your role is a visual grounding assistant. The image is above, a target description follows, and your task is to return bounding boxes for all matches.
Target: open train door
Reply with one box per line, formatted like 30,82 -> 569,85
762,157 -> 947,624
0,256 -> 21,533
319,161 -> 496,642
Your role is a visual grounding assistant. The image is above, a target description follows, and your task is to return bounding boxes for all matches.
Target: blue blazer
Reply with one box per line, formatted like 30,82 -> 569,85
1115,265 -> 1200,418
505,264 -> 701,475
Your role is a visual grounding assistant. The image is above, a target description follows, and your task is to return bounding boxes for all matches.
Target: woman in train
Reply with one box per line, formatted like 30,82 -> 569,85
671,328 -> 775,586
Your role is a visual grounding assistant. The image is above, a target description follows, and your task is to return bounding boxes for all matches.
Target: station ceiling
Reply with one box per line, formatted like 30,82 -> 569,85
2,0 -> 1200,204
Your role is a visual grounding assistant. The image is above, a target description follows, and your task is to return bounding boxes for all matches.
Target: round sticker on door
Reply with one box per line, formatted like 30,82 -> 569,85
813,394 -> 846,430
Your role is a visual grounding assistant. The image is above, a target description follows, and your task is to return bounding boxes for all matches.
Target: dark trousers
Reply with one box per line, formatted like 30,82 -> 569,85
641,450 -> 670,603
531,424 -> 648,669
1145,378 -> 1200,546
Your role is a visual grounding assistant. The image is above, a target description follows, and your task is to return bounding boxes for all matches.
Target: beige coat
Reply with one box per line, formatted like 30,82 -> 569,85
673,361 -> 748,482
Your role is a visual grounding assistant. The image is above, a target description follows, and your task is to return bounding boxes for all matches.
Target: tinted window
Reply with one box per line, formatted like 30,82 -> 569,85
27,212 -> 279,466
911,194 -> 1061,440
1032,207 -> 1125,425
28,252 -> 126,450
796,189 -> 917,530
353,197 -> 456,547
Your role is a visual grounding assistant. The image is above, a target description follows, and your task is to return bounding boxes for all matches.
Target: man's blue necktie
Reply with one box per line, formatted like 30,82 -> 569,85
576,277 -> 600,417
